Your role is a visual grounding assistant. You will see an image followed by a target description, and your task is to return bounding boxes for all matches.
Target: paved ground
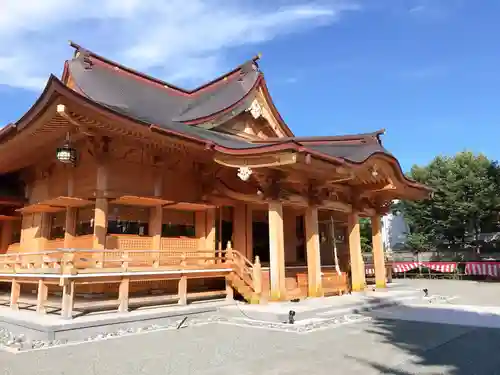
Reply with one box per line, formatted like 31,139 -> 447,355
2,279 -> 500,375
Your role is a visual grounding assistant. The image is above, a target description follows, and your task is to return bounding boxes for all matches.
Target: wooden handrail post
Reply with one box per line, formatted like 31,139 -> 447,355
251,256 -> 262,304
62,253 -> 76,275
226,241 -> 233,263
153,251 -> 160,268
42,255 -> 51,270
121,251 -> 130,270
14,255 -> 21,272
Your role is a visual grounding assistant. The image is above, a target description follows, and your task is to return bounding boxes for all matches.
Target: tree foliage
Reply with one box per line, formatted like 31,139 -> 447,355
359,217 -> 372,252
397,151 -> 500,250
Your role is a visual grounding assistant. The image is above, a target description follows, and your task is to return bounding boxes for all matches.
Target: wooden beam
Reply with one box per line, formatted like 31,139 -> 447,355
214,152 -> 297,168
56,104 -> 96,136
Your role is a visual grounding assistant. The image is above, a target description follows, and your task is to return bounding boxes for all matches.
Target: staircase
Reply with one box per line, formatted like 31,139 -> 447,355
226,247 -> 262,304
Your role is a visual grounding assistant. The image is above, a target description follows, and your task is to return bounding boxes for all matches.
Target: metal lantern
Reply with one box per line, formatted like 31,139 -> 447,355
56,134 -> 77,164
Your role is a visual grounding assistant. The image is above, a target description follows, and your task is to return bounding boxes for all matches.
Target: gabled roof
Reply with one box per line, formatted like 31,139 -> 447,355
66,43 -> 294,136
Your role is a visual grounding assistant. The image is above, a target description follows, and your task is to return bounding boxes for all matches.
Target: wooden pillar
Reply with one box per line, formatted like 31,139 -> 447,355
61,281 -> 75,319
64,208 -> 77,248
205,208 -> 216,253
305,207 -> 323,297
347,212 -> 365,292
10,279 -> 20,311
245,205 -> 253,260
0,221 -> 13,253
36,279 -> 48,314
93,198 -> 108,250
268,201 -> 286,300
118,277 -> 130,312
225,277 -> 234,301
178,276 -> 187,305
150,206 -> 163,249
233,203 -> 246,256
37,213 -> 50,251
195,211 -> 207,249
371,214 -> 386,288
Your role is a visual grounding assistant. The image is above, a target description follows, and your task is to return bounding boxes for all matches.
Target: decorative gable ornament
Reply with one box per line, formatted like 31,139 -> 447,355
248,99 -> 262,119
237,166 -> 253,181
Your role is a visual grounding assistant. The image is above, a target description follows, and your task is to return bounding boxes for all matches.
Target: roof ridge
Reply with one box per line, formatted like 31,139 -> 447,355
68,41 -> 261,95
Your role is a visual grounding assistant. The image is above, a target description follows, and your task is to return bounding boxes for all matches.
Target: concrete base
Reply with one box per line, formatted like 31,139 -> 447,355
0,299 -> 229,342
219,288 -> 421,323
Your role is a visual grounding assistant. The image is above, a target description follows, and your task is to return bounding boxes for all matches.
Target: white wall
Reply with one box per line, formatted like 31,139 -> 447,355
381,200 -> 410,252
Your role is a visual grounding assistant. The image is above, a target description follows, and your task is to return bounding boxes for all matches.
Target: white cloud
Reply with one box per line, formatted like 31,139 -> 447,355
0,0 -> 360,91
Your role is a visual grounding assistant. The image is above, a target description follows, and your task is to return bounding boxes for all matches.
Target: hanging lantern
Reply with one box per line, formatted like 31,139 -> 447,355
56,133 -> 77,165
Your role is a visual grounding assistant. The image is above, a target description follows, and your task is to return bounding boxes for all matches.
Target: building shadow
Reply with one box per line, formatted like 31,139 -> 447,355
349,300 -> 500,374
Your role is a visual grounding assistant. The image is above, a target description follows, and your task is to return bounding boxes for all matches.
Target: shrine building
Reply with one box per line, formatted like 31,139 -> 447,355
0,42 -> 431,317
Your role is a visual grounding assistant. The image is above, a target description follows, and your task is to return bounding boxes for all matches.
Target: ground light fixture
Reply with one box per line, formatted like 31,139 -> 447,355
56,133 -> 77,165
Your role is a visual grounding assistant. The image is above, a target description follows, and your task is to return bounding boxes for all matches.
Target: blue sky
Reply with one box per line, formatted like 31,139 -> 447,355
0,0 -> 499,171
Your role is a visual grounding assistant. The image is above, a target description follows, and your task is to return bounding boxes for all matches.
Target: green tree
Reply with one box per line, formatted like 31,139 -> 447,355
398,151 -> 500,250
360,217 -> 372,252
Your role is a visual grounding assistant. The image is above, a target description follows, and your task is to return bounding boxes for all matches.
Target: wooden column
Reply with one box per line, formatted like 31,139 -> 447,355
178,276 -> 187,305
245,205 -> 253,260
233,203 -> 246,256
118,277 -> 130,312
205,208 -> 216,254
36,280 -> 48,314
151,173 -> 163,255
64,208 -> 77,248
0,221 -> 13,253
347,212 -> 365,292
93,164 -> 108,252
305,207 -> 323,297
150,206 -> 163,250
61,281 -> 75,319
371,214 -> 386,288
195,211 -> 207,249
37,213 -> 50,251
268,201 -> 286,300
10,279 -> 20,310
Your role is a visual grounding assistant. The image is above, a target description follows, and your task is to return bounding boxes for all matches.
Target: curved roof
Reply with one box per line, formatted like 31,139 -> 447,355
0,46 -> 431,198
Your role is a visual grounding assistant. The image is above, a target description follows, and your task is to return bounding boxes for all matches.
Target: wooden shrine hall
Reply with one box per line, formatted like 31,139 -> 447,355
0,42 -> 431,317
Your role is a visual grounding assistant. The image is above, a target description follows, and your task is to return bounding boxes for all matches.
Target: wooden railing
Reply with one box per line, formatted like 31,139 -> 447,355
224,242 -> 262,303
0,248 -> 233,275
0,244 -> 262,318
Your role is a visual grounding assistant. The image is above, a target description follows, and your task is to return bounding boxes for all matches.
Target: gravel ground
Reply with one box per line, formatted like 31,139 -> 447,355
2,318 -> 500,375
